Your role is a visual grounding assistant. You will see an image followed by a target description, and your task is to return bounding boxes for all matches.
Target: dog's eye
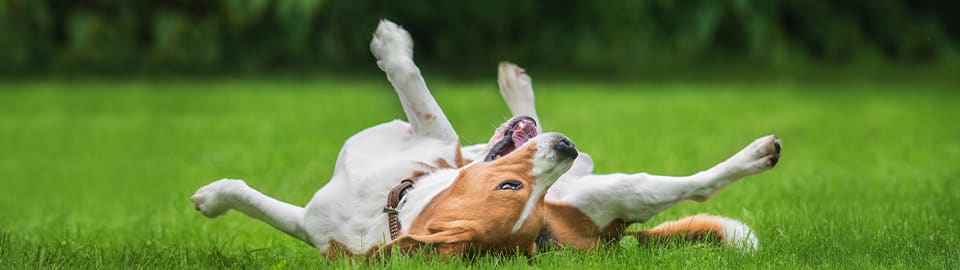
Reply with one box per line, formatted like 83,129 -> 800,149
495,180 -> 524,190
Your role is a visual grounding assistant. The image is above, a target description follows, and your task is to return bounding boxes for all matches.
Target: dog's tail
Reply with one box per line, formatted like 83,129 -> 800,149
626,214 -> 758,251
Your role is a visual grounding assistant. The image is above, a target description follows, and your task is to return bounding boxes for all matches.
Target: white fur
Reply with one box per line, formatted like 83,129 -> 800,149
513,133 -> 574,232
192,179 -> 308,242
544,135 -> 780,227
495,62 -> 777,250
191,20 -> 575,254
300,121 -> 459,252
497,63 -> 541,132
191,20 -> 778,255
711,215 -> 760,251
193,20 -> 463,253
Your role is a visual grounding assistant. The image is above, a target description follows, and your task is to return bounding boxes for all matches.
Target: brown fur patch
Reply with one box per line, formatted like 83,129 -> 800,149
435,158 -> 454,169
322,239 -> 355,258
416,162 -> 438,172
404,142 -> 542,256
543,202 -> 629,249
600,219 -> 628,242
454,141 -> 468,168
626,215 -> 724,245
544,205 -> 728,249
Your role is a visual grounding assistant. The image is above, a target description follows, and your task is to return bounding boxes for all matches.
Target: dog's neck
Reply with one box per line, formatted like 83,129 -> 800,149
396,168 -> 461,234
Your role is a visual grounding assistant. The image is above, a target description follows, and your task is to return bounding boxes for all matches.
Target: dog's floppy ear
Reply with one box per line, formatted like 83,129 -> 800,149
368,221 -> 477,258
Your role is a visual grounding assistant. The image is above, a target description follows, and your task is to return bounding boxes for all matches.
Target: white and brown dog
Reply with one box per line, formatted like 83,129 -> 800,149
190,20 -> 781,257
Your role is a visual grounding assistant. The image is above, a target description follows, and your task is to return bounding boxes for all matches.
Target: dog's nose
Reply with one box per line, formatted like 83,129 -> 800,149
553,138 -> 578,159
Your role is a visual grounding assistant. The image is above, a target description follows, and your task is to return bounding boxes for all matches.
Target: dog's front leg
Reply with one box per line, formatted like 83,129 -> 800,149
191,179 -> 310,244
371,20 -> 457,142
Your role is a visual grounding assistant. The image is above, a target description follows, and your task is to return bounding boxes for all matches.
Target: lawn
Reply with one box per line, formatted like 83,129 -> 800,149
0,75 -> 958,269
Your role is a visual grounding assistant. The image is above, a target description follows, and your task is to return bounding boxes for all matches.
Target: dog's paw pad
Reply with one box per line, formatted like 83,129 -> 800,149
766,139 -> 782,166
758,136 -> 781,168
190,179 -> 245,218
729,135 -> 782,174
370,19 -> 413,62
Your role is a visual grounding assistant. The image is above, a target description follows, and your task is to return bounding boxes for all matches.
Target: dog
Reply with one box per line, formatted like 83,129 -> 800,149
190,20 -> 781,257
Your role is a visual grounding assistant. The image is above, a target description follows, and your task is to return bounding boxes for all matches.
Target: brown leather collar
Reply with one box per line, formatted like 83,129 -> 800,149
384,178 -> 416,240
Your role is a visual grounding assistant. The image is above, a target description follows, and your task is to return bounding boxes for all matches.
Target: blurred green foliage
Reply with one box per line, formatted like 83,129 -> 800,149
0,0 -> 957,74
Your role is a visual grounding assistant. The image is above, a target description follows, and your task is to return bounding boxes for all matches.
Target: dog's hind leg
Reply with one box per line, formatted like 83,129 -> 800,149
497,62 -> 541,132
543,135 -> 780,250
456,64 -> 540,162
191,179 -> 311,245
371,20 -> 457,142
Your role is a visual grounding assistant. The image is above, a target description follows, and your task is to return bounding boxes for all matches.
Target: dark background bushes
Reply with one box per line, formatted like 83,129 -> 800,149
1,0 -> 957,75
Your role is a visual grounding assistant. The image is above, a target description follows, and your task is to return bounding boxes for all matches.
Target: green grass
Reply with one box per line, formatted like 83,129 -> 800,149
1,76 -> 958,269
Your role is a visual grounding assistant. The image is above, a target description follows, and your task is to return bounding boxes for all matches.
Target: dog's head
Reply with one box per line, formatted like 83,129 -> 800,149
376,116 -> 577,256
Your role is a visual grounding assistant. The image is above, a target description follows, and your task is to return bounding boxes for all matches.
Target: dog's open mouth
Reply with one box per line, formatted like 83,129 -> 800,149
485,116 -> 538,161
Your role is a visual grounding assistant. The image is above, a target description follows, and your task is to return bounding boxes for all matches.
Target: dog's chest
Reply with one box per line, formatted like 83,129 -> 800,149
303,120 -> 459,252
338,120 -> 455,179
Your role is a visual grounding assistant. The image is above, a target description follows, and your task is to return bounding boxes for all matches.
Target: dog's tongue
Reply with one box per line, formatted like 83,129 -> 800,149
511,120 -> 536,146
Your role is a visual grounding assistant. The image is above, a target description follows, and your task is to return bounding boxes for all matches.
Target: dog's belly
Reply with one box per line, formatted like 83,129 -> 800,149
302,120 -> 458,253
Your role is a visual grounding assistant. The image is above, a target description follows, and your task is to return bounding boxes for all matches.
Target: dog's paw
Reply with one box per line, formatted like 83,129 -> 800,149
726,135 -> 782,176
370,19 -> 414,64
498,62 -> 534,101
190,179 -> 246,218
